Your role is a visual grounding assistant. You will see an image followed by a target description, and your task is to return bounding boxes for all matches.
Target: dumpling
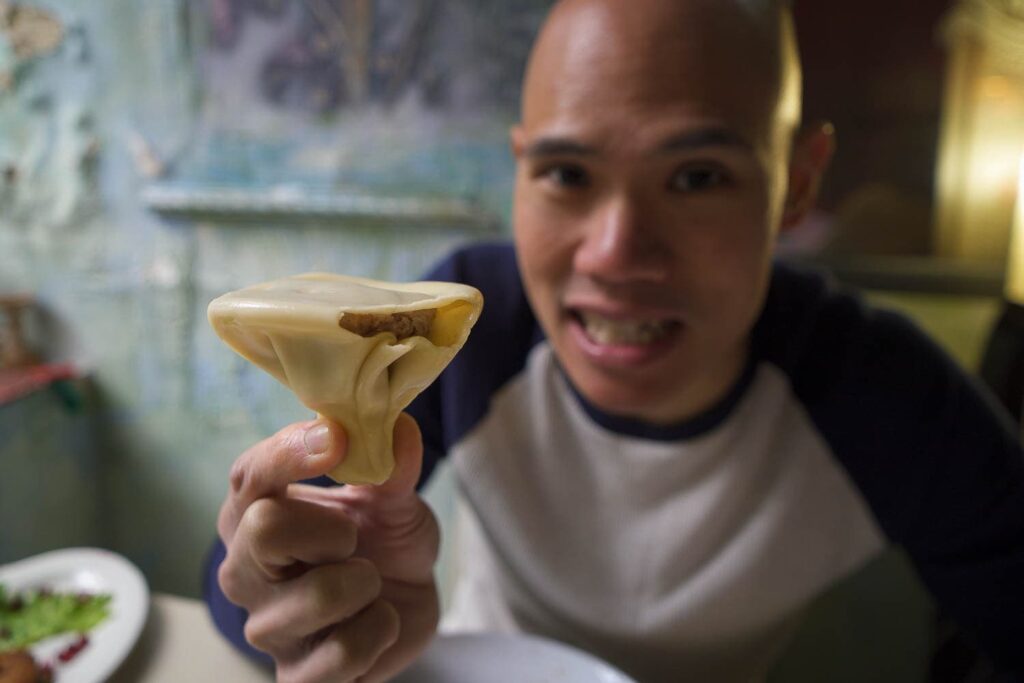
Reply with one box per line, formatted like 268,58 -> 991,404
208,273 -> 483,485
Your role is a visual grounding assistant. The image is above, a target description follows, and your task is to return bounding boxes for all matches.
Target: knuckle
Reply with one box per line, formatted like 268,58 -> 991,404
242,615 -> 275,653
243,506 -> 290,574
333,515 -> 358,555
325,632 -> 375,680
306,574 -> 341,618
216,499 -> 237,543
239,497 -> 280,546
395,411 -> 421,439
230,431 -> 294,500
300,599 -> 397,683
348,558 -> 383,598
305,560 -> 380,623
334,559 -> 381,603
228,459 -> 247,495
304,571 -> 345,623
217,554 -> 247,606
373,600 -> 401,647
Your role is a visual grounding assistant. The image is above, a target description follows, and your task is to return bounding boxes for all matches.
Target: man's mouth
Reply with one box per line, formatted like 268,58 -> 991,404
569,310 -> 682,346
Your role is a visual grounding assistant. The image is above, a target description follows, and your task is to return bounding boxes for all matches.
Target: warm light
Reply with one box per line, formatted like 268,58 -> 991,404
1005,151 -> 1024,303
935,0 -> 1024,266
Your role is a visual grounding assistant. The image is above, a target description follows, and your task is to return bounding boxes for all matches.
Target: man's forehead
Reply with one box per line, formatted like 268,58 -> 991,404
549,0 -> 789,32
521,0 -> 794,143
520,123 -> 759,164
530,0 -> 782,74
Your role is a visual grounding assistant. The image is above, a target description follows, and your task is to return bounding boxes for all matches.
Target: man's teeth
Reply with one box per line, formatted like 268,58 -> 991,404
578,312 -> 672,345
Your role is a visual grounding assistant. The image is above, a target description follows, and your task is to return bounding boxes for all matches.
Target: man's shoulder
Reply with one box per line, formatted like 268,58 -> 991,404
409,240 -> 543,458
427,240 -> 540,345
426,240 -> 520,291
756,259 -> 931,374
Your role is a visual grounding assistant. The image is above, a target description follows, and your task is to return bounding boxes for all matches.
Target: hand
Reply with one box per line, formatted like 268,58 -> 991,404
216,413 -> 440,683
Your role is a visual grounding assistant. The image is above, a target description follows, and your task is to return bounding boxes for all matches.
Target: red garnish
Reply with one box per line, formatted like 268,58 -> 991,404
56,634 -> 89,663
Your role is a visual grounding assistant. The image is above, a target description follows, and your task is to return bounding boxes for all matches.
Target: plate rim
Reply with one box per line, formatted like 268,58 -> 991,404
397,631 -> 639,683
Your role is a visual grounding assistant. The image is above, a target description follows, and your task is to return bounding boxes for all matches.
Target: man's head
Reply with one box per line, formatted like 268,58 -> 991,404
511,0 -> 833,424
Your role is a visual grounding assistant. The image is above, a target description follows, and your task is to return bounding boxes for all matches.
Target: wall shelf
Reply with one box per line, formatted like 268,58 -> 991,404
794,254 -> 1005,297
141,183 -> 499,231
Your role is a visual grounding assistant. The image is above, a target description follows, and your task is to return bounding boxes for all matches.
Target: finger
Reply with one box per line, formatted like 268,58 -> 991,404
239,496 -> 358,579
223,419 -> 347,537
218,486 -> 357,608
279,599 -> 400,683
243,559 -> 382,657
285,482 -> 347,507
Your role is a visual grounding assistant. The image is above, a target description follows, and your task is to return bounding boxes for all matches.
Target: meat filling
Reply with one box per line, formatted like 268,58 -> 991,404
338,309 -> 436,340
0,650 -> 41,683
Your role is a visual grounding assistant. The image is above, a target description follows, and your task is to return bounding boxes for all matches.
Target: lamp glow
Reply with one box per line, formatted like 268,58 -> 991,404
1005,150 -> 1024,303
934,0 -> 1024,265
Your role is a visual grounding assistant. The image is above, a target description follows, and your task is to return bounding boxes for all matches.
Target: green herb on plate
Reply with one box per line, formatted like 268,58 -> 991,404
0,583 -> 112,652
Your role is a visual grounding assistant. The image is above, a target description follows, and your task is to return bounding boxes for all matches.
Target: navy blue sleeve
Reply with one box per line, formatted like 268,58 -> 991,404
757,263 -> 1024,677
202,539 -> 274,667
407,240 -> 542,483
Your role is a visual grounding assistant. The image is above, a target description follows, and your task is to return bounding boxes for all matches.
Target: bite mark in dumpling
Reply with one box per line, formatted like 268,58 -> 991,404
338,310 -> 436,340
208,273 -> 483,485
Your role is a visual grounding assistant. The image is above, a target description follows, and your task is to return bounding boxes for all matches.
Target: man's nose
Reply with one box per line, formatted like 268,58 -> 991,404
573,194 -> 669,283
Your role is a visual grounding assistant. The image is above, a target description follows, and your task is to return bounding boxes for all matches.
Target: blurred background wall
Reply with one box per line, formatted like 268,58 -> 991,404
0,0 -> 548,595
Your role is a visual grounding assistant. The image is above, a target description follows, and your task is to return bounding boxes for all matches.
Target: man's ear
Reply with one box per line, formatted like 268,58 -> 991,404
509,125 -> 527,160
781,121 -> 836,231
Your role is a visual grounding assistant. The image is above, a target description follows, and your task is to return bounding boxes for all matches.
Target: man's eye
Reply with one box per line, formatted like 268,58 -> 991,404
541,164 -> 590,188
670,167 -> 729,192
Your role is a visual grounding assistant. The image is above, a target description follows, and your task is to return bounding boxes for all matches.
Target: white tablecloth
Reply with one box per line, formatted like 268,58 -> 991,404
108,593 -> 273,682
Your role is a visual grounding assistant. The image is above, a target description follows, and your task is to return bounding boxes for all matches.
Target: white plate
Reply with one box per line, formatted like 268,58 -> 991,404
391,633 -> 638,683
0,547 -> 149,683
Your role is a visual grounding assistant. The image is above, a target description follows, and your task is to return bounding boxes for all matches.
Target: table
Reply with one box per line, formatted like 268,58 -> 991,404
108,594 -> 273,682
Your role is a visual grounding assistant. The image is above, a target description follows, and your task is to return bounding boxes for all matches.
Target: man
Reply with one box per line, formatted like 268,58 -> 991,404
205,0 -> 1024,681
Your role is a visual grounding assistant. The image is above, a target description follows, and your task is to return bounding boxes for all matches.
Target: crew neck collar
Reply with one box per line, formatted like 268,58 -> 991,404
561,356 -> 758,442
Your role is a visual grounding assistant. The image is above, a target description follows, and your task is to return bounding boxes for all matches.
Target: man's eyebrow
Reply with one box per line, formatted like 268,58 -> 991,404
656,128 -> 753,153
522,137 -> 599,158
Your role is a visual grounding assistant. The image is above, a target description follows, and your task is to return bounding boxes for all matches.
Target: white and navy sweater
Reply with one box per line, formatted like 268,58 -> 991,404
206,242 -> 1024,682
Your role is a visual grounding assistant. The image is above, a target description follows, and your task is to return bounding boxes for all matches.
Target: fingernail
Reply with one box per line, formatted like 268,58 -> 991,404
303,424 -> 331,456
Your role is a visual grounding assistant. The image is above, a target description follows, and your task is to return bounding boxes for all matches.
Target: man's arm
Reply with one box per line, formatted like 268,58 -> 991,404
755,263 -> 1024,677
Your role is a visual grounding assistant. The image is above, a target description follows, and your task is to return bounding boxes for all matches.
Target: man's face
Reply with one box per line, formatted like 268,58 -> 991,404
512,0 -> 799,424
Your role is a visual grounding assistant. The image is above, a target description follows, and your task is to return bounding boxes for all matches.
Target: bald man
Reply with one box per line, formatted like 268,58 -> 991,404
205,1 -> 1024,681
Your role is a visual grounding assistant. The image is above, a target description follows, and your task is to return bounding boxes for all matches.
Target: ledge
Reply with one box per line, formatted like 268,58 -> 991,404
141,183 -> 500,231
791,254 -> 1005,297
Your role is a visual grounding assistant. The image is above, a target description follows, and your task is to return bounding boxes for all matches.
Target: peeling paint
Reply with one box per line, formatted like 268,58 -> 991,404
0,1 -> 63,60
0,0 -> 63,93
0,1 -> 96,229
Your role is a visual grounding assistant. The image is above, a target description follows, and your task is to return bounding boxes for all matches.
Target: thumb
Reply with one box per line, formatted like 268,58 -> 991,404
365,412 -> 425,498
343,413 -> 439,584
226,419 -> 348,525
